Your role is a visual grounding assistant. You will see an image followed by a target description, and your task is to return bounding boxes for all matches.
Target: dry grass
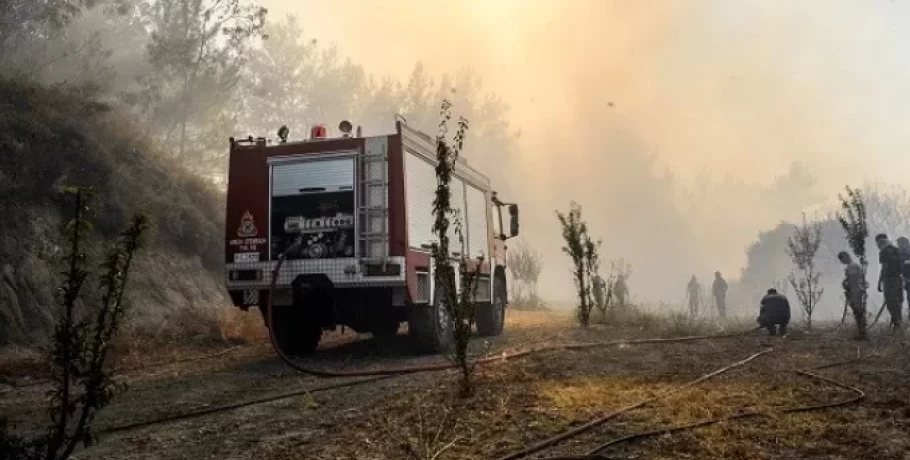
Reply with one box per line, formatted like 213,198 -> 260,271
283,309 -> 910,460
7,308 -> 907,460
306,360 -> 876,460
506,309 -> 573,330
91,304 -> 266,376
217,307 -> 268,343
595,303 -> 757,338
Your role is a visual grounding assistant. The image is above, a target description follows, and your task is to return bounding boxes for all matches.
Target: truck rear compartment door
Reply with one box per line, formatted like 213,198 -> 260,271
270,156 -> 357,260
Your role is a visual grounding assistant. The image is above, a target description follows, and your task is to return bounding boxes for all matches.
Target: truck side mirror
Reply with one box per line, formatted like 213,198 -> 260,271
508,204 -> 519,238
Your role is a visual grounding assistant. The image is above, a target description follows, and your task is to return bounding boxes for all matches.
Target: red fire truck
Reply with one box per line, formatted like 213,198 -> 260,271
224,120 -> 519,354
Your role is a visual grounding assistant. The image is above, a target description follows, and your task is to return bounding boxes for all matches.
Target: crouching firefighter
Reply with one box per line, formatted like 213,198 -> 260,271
757,288 -> 791,337
838,251 -> 867,339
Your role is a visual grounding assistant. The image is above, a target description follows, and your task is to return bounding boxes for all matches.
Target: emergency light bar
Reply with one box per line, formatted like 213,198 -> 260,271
310,125 -> 328,139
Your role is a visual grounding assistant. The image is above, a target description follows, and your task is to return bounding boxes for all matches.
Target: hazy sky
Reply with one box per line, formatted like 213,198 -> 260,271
260,0 -> 910,303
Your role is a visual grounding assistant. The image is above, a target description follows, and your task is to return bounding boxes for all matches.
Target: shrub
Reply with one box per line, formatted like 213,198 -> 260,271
0,186 -> 149,460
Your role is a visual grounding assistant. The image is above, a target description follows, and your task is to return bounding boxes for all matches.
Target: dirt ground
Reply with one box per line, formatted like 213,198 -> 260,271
3,309 -> 910,460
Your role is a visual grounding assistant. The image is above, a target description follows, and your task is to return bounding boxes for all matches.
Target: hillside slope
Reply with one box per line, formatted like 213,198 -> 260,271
0,78 -> 229,345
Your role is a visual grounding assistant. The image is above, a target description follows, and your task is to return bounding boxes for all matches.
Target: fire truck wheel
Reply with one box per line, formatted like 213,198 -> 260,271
475,276 -> 506,337
270,306 -> 322,355
408,288 -> 454,354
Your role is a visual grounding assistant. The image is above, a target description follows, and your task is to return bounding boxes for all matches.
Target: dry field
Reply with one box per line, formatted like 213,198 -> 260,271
2,308 -> 909,460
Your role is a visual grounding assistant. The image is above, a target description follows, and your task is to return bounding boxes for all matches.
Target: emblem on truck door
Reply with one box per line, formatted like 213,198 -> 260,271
237,211 -> 258,238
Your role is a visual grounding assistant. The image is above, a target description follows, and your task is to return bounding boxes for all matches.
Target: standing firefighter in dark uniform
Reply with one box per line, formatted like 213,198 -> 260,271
712,271 -> 728,319
838,251 -> 866,340
757,288 -> 791,337
876,233 -> 904,331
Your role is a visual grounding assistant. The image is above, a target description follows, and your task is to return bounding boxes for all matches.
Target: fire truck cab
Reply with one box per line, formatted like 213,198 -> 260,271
224,120 -> 519,354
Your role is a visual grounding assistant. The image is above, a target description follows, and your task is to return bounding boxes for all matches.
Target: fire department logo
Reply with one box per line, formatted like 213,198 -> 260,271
237,211 -> 258,238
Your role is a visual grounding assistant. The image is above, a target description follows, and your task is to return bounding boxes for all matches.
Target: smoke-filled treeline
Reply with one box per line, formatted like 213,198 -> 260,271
736,183 -> 910,321
9,0 -> 910,314
0,1 -> 518,184
0,0 -> 520,344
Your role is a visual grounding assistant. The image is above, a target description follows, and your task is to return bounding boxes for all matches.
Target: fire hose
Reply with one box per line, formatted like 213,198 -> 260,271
494,349 -> 774,460
584,370 -> 864,454
502,357 -> 866,460
265,239 -> 760,378
81,247 -> 762,436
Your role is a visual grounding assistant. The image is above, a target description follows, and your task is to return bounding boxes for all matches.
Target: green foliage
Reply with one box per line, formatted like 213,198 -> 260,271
785,214 -> 824,330
0,186 -> 149,460
837,186 -> 869,270
142,0 -> 267,168
507,239 -> 544,310
431,100 -> 479,397
556,202 -> 601,327
836,185 -> 868,337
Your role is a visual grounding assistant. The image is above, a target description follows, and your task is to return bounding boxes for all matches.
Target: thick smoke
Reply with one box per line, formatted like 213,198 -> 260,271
11,0 -> 910,309
260,0 -> 910,306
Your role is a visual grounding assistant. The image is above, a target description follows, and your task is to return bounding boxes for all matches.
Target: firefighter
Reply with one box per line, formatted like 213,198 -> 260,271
897,236 -> 910,319
757,288 -> 791,337
838,251 -> 866,340
592,274 -> 606,312
876,233 -> 904,331
712,271 -> 728,319
614,274 -> 628,307
686,275 -> 700,317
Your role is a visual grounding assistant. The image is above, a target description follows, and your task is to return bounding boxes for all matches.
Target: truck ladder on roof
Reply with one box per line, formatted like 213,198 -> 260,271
359,138 -> 389,261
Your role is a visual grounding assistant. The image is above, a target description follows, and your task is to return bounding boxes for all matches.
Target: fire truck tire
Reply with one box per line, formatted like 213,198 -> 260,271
269,306 -> 322,356
475,275 -> 506,337
408,287 -> 454,354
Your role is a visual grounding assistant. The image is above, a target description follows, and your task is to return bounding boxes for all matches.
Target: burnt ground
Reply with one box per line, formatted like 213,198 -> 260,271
2,310 -> 910,460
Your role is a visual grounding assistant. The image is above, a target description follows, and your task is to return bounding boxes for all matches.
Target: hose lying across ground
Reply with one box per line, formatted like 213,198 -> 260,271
495,349 -> 775,460
519,356 -> 867,460
578,367 -> 865,458
1,344 -> 249,389
97,329 -> 756,435
92,249 -> 863,442
101,375 -> 396,434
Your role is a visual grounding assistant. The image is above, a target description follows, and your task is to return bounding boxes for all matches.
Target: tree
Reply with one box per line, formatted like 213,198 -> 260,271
861,182 -> 910,238
0,0 -> 128,78
584,233 -> 602,316
0,187 -> 149,460
786,214 -> 824,330
557,202 -> 600,327
605,258 -> 633,313
431,100 -> 479,397
836,186 -> 869,339
141,0 -> 266,172
506,239 -> 544,309
238,15 -> 320,137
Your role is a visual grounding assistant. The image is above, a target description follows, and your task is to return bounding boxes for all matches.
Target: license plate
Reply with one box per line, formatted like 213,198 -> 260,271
234,252 -> 260,263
